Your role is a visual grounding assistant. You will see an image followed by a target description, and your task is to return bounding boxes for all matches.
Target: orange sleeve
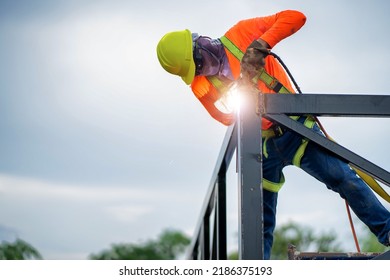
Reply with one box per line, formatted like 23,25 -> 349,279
191,76 -> 235,126
226,10 -> 306,50
198,95 -> 235,126
259,10 -> 306,48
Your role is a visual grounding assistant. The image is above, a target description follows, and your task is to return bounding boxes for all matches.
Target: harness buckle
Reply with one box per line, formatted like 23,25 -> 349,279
272,125 -> 284,137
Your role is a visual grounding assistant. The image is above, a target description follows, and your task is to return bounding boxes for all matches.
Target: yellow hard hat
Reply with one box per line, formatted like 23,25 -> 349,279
156,29 -> 195,85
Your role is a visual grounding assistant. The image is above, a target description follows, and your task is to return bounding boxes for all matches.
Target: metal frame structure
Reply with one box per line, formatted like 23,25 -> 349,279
187,93 -> 390,260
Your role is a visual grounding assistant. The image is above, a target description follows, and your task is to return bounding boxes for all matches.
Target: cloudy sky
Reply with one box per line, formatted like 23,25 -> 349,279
0,0 -> 389,259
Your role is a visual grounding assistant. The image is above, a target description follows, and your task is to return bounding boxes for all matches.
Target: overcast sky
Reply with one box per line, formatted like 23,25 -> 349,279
0,0 -> 389,259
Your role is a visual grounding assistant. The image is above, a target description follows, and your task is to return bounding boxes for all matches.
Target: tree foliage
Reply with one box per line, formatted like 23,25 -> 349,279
89,228 -> 190,260
359,227 -> 387,253
270,221 -> 342,259
0,238 -> 42,260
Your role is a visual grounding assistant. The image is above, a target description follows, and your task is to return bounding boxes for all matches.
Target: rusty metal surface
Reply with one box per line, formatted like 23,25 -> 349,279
287,244 -> 385,260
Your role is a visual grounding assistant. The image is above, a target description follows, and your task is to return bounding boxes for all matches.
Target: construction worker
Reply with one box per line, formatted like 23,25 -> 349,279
156,10 -> 390,259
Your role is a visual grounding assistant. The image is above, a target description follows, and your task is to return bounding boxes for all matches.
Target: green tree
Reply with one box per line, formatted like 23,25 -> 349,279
0,238 -> 42,260
89,228 -> 190,260
359,227 -> 387,253
271,221 -> 342,259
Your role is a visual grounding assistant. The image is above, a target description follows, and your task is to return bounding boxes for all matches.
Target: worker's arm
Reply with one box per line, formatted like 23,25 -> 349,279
225,10 -> 306,51
241,10 -> 306,80
191,76 -> 235,126
257,10 -> 307,48
198,95 -> 235,126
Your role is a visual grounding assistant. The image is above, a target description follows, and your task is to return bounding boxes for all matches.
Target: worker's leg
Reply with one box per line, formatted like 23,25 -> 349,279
300,132 -> 390,246
261,130 -> 303,259
262,189 -> 278,259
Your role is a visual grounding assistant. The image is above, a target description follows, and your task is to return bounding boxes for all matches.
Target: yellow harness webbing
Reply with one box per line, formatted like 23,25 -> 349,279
323,135 -> 390,203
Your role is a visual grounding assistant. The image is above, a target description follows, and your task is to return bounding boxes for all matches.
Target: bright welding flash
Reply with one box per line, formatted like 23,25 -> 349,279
214,83 -> 243,114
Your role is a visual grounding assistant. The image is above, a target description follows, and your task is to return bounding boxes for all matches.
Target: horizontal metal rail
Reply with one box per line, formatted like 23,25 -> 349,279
288,244 -> 382,260
263,94 -> 390,117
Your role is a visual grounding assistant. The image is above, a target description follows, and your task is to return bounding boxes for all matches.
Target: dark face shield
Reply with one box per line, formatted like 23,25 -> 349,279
192,35 -> 223,76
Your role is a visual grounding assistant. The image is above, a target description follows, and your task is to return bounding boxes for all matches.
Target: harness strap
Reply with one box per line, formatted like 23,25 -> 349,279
207,76 -> 230,94
253,69 -> 291,94
219,36 -> 243,60
220,36 -> 291,94
217,35 -> 316,192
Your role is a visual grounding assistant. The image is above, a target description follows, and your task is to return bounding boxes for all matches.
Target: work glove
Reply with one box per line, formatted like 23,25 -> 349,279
241,39 -> 270,81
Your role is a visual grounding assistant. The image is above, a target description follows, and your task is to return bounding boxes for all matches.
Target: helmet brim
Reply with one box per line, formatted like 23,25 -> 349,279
181,29 -> 196,85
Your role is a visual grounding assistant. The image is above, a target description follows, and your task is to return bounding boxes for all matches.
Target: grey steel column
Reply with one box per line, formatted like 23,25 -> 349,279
237,95 -> 264,260
201,217 -> 210,259
216,173 -> 227,259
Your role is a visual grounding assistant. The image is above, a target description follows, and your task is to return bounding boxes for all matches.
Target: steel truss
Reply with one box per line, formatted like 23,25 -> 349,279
187,94 -> 390,260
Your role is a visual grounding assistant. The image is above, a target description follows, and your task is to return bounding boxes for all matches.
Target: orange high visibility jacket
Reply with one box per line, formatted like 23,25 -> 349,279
190,10 -> 306,129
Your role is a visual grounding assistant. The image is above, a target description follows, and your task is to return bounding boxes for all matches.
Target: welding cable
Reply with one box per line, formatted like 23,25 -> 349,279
270,52 -> 362,252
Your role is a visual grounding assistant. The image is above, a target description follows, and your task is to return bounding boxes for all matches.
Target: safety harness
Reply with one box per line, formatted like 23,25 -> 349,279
207,35 -> 390,202
207,35 -> 315,192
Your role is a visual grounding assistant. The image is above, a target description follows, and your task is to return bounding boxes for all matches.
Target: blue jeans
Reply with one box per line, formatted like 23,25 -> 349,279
262,120 -> 390,259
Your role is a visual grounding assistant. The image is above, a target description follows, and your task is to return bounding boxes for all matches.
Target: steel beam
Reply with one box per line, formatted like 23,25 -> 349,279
266,113 -> 390,187
237,101 -> 264,260
288,244 -> 383,260
372,250 -> 390,260
263,94 -> 390,117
